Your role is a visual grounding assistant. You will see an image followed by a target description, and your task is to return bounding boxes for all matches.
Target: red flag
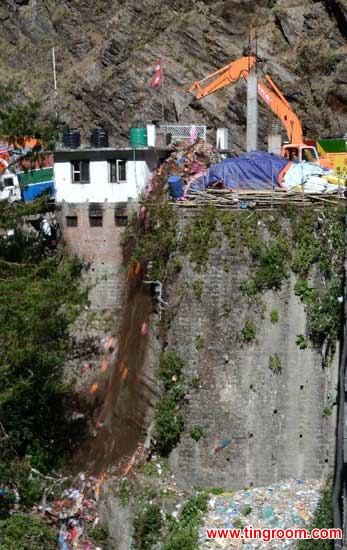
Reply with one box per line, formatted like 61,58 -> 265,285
150,58 -> 163,88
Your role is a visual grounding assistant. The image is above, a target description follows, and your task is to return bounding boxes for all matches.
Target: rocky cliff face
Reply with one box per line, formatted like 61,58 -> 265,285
1,0 -> 347,148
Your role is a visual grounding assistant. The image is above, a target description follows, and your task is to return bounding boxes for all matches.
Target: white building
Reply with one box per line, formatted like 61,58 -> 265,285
53,147 -> 169,203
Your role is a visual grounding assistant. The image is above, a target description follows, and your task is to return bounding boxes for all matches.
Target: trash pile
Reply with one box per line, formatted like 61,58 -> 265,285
145,138 -> 222,200
35,472 -> 107,550
199,479 -> 322,549
145,140 -> 346,199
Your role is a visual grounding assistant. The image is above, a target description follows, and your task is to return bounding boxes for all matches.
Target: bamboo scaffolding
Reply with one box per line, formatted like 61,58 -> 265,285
170,189 -> 344,209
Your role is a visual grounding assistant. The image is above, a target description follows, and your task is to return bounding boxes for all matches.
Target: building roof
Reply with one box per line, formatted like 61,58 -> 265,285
53,146 -> 171,161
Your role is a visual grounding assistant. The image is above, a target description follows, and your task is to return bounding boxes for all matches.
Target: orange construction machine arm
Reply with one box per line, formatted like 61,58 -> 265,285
188,56 -> 256,99
188,56 -> 304,145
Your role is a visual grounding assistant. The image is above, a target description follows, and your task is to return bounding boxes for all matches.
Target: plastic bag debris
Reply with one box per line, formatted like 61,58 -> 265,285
199,479 -> 323,549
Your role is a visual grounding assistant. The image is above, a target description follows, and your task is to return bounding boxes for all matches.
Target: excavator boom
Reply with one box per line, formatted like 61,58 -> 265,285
188,56 -> 256,98
188,55 -> 304,145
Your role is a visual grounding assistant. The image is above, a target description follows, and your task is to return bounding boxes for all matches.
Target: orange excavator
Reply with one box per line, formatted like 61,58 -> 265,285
188,55 -> 320,165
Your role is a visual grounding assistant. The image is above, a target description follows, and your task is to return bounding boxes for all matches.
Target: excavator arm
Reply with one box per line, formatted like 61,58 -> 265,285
188,56 -> 256,99
188,55 -> 304,145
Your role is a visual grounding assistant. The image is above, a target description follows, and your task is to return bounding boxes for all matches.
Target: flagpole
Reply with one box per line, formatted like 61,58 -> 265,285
161,57 -> 164,122
52,47 -> 59,122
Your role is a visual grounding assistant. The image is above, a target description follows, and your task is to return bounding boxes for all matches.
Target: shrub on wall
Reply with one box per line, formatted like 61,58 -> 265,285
155,351 -> 185,455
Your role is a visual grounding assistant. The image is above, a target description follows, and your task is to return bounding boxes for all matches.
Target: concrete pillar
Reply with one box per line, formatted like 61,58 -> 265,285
216,128 -> 229,150
268,134 -> 282,156
146,124 -> 156,147
246,71 -> 258,152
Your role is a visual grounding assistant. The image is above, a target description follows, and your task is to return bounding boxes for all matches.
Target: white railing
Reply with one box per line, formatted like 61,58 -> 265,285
158,125 -> 206,141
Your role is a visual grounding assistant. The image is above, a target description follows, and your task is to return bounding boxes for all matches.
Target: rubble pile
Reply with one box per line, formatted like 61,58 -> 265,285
145,139 -> 222,200
199,479 -> 322,549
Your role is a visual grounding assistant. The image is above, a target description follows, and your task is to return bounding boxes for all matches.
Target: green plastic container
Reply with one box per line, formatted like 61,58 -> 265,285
130,127 -> 147,147
318,138 -> 347,153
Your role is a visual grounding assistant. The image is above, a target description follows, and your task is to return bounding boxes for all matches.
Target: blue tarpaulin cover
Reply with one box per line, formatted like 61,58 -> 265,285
191,151 -> 290,191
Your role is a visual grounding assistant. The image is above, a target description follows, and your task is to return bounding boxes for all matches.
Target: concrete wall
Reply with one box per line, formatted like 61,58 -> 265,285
54,160 -> 150,203
167,213 -> 338,490
61,205 -> 338,491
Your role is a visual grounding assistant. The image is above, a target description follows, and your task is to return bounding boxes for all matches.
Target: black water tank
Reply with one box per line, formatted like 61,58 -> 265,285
62,129 -> 81,149
90,128 -> 109,148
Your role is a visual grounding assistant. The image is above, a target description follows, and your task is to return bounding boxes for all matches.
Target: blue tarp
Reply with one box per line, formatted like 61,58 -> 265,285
191,151 -> 290,192
21,181 -> 55,202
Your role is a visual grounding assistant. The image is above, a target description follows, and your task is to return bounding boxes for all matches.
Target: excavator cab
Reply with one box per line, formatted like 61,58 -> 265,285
282,145 -> 319,165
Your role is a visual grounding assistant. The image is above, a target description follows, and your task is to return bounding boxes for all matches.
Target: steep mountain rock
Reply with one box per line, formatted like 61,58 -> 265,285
1,0 -> 347,148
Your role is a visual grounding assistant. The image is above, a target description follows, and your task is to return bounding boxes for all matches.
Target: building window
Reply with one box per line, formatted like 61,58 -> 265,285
115,215 -> 128,226
66,215 -> 78,227
71,160 -> 90,183
89,203 -> 103,227
114,203 -> 128,226
109,160 -> 127,183
89,215 -> 103,227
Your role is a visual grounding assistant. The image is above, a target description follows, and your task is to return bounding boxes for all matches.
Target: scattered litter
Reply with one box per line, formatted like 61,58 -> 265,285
214,439 -> 232,453
100,359 -> 107,373
140,322 -> 148,335
121,367 -> 129,381
89,382 -> 98,395
199,479 -> 322,549
143,280 -> 168,319
123,444 -> 146,477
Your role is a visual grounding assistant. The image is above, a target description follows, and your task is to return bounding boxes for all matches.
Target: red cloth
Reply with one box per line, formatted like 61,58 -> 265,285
150,59 -> 163,88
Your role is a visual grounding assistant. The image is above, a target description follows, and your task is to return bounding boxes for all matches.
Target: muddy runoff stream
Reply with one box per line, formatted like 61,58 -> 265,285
74,269 -> 153,473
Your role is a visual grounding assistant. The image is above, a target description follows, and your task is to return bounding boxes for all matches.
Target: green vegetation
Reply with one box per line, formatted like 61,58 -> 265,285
242,320 -> 256,342
143,462 -> 158,477
222,206 -> 344,354
240,278 -> 257,297
270,309 -> 279,324
241,505 -> 252,516
190,426 -> 204,441
133,503 -> 162,550
181,204 -> 218,270
297,483 -> 333,549
296,334 -> 309,350
221,211 -> 290,294
233,517 -> 245,529
155,351 -> 185,455
119,479 -> 131,506
0,199 -> 86,524
268,354 -> 282,374
0,514 -> 57,549
126,202 -> 178,281
253,238 -> 289,291
162,492 -> 208,550
195,335 -> 205,350
289,207 -> 344,353
209,487 -> 224,495
219,211 -> 237,248
0,84 -> 58,149
323,406 -> 332,418
192,279 -> 203,301
88,525 -> 109,546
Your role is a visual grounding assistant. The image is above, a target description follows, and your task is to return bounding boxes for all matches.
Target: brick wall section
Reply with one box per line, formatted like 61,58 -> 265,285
60,201 -> 135,313
168,212 -> 338,491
